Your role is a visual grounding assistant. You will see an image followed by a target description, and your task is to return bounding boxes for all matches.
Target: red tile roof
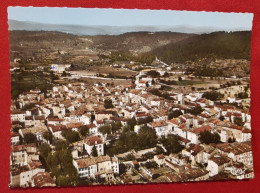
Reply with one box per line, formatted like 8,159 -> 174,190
84,136 -> 103,146
191,125 -> 212,134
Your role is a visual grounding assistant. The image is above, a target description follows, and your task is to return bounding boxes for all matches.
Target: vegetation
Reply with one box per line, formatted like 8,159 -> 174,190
137,116 -> 153,125
106,125 -> 157,156
199,131 -> 220,144
160,79 -> 204,86
147,71 -> 161,78
234,117 -> 244,126
104,99 -> 114,109
38,143 -> 52,166
202,91 -> 224,101
161,135 -> 184,154
185,106 -> 204,116
46,148 -> 78,186
143,161 -> 158,169
149,31 -> 251,63
126,117 -> 137,131
149,89 -> 172,100
137,125 -> 158,149
155,146 -> 165,154
11,70 -> 53,99
53,139 -> 69,151
168,110 -> 183,120
99,125 -> 112,135
236,92 -> 249,99
23,133 -> 37,144
43,131 -> 53,144
91,146 -> 98,157
79,126 -> 89,137
61,130 -> 80,144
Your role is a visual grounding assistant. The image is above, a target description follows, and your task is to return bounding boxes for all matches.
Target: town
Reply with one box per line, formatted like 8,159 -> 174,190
9,56 -> 253,187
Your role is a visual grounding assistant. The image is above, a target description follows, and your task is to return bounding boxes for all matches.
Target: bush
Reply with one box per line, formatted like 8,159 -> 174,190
199,131 -> 220,144
202,91 -> 224,101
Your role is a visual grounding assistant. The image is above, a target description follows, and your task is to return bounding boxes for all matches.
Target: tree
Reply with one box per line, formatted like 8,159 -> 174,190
127,117 -> 137,130
186,106 -> 204,116
155,145 -> 165,154
228,137 -> 235,143
124,154 -> 136,161
219,115 -> 225,121
104,99 -> 114,109
178,76 -> 182,81
111,121 -> 122,133
152,173 -> 160,179
117,131 -> 138,152
91,146 -> 98,157
168,110 -> 183,120
199,130 -> 220,144
53,139 -> 69,151
237,92 -> 248,99
61,130 -> 80,144
43,131 -> 53,144
202,91 -> 224,101
162,135 -> 184,154
23,133 -> 37,144
137,116 -> 153,125
38,143 -> 52,159
137,125 -> 157,149
79,126 -> 89,137
234,117 -> 244,126
47,148 -> 78,186
22,103 -> 35,111
57,175 -> 70,186
147,70 -> 160,78
99,125 -> 111,135
143,161 -> 158,169
119,163 -> 127,175
164,72 -> 170,77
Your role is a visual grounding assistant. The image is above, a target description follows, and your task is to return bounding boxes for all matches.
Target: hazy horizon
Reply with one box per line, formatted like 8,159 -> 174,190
8,7 -> 253,35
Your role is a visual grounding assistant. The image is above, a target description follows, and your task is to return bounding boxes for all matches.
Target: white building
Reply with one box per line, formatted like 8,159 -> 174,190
83,136 -> 104,156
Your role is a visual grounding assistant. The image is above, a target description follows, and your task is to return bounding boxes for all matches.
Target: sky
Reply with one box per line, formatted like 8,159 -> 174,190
8,7 -> 253,30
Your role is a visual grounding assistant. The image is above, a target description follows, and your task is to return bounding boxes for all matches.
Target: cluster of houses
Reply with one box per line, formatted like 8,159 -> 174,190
10,69 -> 253,187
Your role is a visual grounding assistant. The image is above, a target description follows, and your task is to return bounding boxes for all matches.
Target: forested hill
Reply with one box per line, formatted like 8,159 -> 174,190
148,31 -> 252,63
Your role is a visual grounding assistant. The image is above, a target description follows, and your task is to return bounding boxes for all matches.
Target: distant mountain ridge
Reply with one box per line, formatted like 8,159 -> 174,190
8,19 -> 250,36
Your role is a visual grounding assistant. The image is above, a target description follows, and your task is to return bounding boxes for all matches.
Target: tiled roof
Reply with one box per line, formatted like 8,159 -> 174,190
84,136 -> 103,146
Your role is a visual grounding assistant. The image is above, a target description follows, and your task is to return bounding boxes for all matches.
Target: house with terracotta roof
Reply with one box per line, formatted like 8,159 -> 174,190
167,119 -> 187,139
48,124 -> 67,139
83,136 -> 104,156
182,144 -> 204,164
95,110 -> 114,121
47,117 -> 66,126
216,141 -> 253,166
206,155 -> 232,176
154,154 -> 165,167
228,163 -> 254,179
148,120 -> 172,138
86,124 -> 98,134
11,132 -> 20,145
228,124 -> 251,142
73,155 -> 119,180
32,172 -> 56,187
10,160 -> 45,187
167,168 -> 209,182
67,122 -> 84,132
11,111 -> 26,123
10,144 -> 37,166
186,125 -> 213,144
